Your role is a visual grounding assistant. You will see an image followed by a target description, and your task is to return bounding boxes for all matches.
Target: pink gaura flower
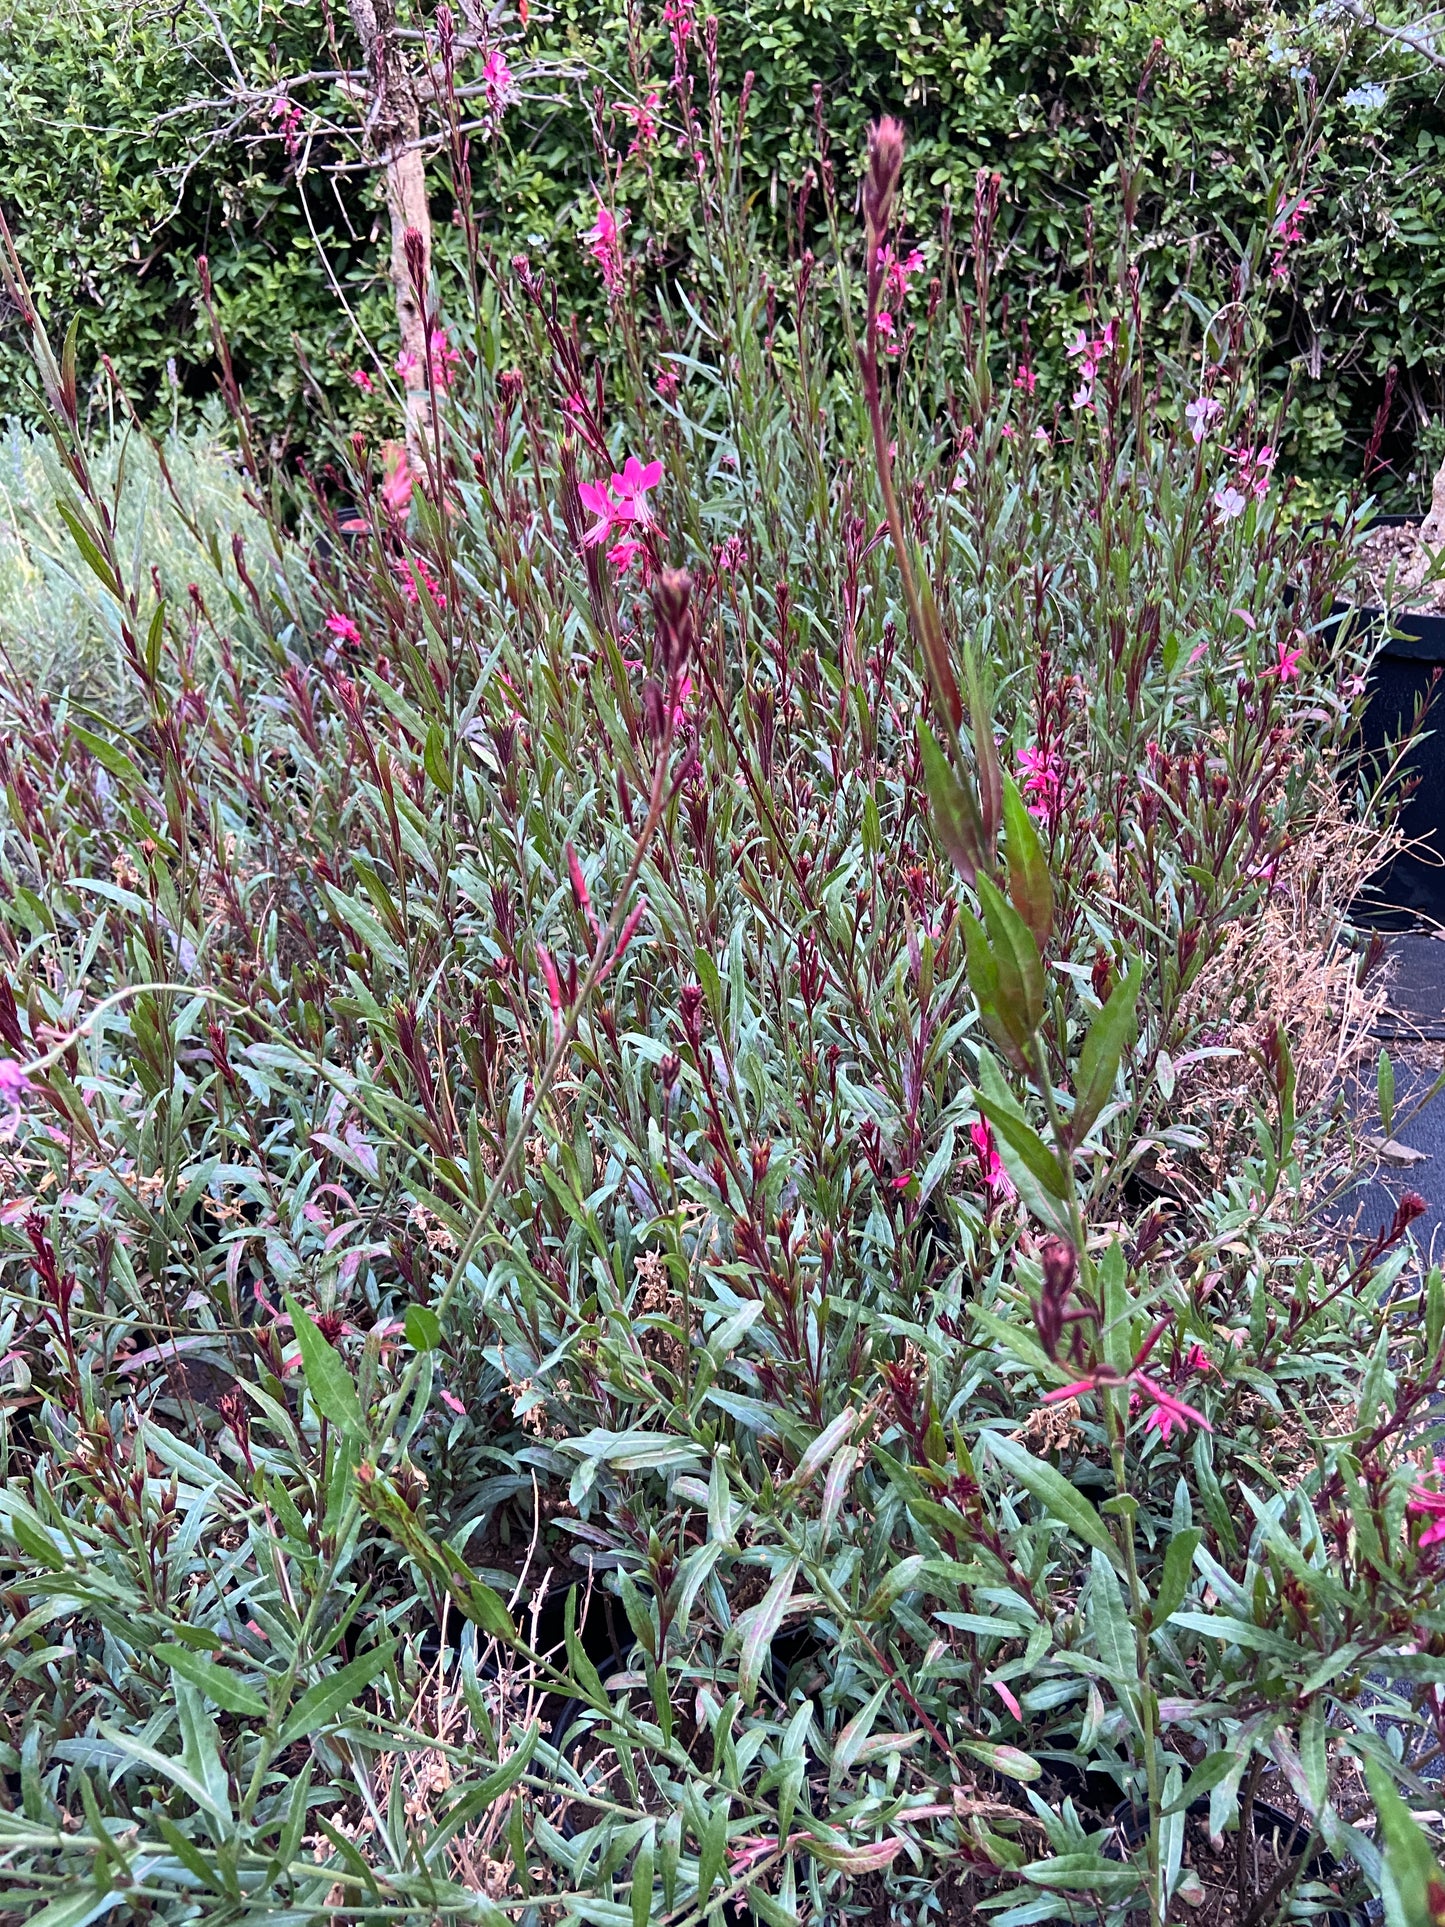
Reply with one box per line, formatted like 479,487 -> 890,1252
970,1118 -> 1016,1203
1133,1373 -> 1212,1445
655,366 -> 680,399
1066,320 -> 1115,406
877,243 -> 925,308
606,537 -> 646,575
396,325 -> 462,391
0,1059 -> 33,1133
272,94 -> 304,158
1014,362 -> 1036,395
481,48 -> 519,119
617,90 -> 661,153
325,612 -> 362,648
1213,483 -> 1246,523
350,368 -> 376,395
663,0 -> 696,63
1018,744 -> 1064,825
579,455 -> 664,551
1229,442 -> 1276,501
1409,1458 -> 1445,1547
1275,638 -> 1302,682
1185,395 -> 1222,444
396,555 -> 446,610
584,198 -> 629,298
715,532 -> 746,574
380,441 -> 413,519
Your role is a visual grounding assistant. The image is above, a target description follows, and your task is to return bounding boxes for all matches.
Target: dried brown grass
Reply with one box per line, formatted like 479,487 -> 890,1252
1176,777 -> 1391,1186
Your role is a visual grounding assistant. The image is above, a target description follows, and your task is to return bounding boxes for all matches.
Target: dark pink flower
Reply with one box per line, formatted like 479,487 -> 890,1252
1275,638 -> 1302,682
0,1059 -> 32,1132
655,367 -> 680,399
396,326 -> 462,391
325,612 -> 362,647
1013,363 -> 1036,395
481,49 -> 518,119
1132,1372 -> 1212,1445
350,368 -> 376,395
584,199 -> 628,298
1409,1458 -> 1445,1547
396,556 -> 446,610
1018,744 -> 1064,825
970,1118 -> 1016,1202
617,90 -> 661,153
272,94 -> 304,158
877,243 -> 925,308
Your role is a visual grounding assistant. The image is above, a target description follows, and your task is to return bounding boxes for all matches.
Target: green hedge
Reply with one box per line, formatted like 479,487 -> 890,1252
3,0 -> 1444,491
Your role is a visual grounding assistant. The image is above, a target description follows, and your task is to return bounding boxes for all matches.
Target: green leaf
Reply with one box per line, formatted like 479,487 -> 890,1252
285,1295 -> 364,1436
1072,958 -> 1143,1145
984,1433 -> 1126,1573
1087,1547 -> 1135,1687
429,1725 -> 541,1854
919,722 -> 985,883
23,1890 -> 118,1927
1379,1047 -> 1396,1139
735,1560 -> 798,1703
977,874 -> 1045,1040
1162,1749 -> 1242,1814
1002,772 -> 1053,946
565,1588 -> 609,1709
54,497 -> 121,598
697,1798 -> 728,1901
276,1640 -> 395,1748
1365,1757 -> 1445,1927
1151,1528 -> 1201,1628
631,1829 -> 655,1927
69,725 -> 146,796
405,1304 -> 442,1352
157,1645 -> 266,1716
959,1740 -> 1042,1783
144,599 -> 166,681
424,720 -> 454,795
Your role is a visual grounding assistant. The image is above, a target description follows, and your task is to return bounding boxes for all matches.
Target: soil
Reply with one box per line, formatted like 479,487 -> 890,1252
1355,518 -> 1445,615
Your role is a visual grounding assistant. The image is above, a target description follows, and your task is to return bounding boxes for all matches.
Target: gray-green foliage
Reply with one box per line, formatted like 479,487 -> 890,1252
0,414 -> 270,695
0,122 -> 1440,1925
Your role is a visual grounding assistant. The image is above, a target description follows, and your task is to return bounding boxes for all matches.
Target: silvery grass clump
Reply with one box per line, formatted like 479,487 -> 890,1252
0,407 -> 273,701
0,38 -> 1438,1927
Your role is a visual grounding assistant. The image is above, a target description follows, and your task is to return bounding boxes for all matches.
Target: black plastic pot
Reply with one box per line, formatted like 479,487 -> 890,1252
1107,1795 -> 1363,1926
1347,515 -> 1445,927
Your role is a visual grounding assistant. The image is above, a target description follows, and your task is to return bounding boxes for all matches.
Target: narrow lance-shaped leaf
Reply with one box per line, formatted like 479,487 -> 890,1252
1002,771 -> 1053,946
1071,957 -> 1143,1146
918,721 -> 984,884
736,1560 -> 799,1703
977,874 -> 1045,1042
285,1295 -> 364,1436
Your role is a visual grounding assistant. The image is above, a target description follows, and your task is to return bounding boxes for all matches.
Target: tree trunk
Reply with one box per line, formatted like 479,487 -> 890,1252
346,0 -> 433,470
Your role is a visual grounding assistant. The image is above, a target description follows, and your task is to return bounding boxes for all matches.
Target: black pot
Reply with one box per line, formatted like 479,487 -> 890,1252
1107,1795 -> 1363,1926
1346,516 -> 1445,927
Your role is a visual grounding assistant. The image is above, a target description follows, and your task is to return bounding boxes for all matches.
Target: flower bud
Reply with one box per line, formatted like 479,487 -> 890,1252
863,117 -> 906,240
652,567 -> 695,682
